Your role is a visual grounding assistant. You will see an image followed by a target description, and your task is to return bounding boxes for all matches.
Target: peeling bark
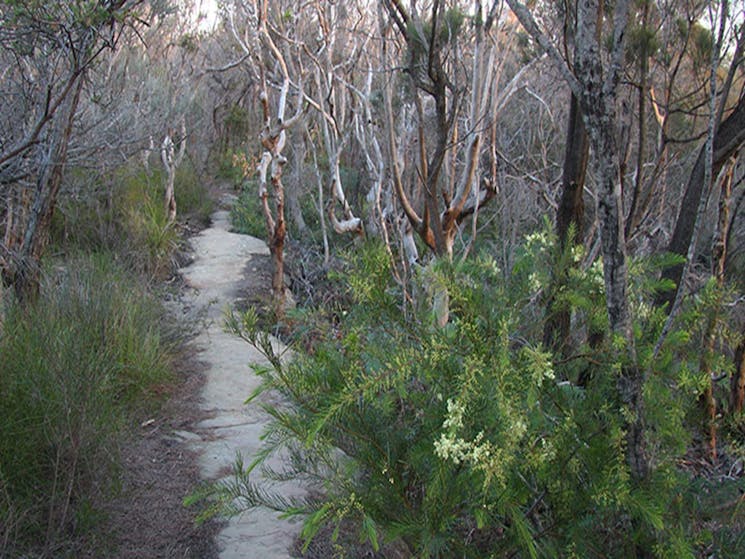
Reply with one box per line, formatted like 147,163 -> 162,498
382,1 -> 499,261
254,3 -> 306,310
161,117 -> 186,224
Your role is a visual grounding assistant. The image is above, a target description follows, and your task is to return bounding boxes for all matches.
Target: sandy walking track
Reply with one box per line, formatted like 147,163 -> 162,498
179,207 -> 302,559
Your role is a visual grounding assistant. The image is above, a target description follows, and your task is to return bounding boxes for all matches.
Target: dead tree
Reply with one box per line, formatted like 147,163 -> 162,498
161,117 -> 187,223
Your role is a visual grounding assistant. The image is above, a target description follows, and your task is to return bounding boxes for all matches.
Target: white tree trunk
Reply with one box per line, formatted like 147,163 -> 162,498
161,132 -> 177,222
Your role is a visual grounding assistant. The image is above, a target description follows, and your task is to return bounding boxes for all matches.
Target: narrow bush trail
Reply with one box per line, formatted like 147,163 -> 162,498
179,204 -> 303,559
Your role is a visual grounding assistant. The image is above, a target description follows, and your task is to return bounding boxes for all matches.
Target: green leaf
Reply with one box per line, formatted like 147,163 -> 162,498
509,506 -> 538,559
361,514 -> 380,551
474,507 -> 487,530
301,503 -> 333,552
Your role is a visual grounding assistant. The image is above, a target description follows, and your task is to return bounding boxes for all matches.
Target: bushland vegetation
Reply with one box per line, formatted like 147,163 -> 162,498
200,0 -> 745,557
220,238 -> 744,557
0,1 -> 215,555
2,0 -> 745,557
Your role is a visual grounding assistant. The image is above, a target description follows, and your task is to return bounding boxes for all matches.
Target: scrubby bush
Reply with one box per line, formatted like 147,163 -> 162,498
208,236 -> 743,558
230,182 -> 268,239
125,196 -> 180,279
0,254 -> 177,556
217,148 -> 251,187
53,160 -> 212,278
175,158 -> 214,225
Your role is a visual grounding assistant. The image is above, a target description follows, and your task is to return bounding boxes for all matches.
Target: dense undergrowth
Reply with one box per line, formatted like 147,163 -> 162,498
0,255 -> 177,556
206,234 -> 744,558
0,159 -> 211,557
230,181 -> 267,240
53,160 -> 213,278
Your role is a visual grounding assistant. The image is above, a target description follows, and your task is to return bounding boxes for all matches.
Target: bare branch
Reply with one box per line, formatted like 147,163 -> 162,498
504,0 -> 581,97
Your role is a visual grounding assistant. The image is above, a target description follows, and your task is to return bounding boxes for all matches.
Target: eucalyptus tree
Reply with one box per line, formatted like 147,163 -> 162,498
0,0 -> 145,301
381,0 -> 508,261
505,0 -> 651,480
506,0 -> 745,479
221,0 -> 381,306
542,0 -> 593,356
673,24 -> 744,458
220,0 -> 305,308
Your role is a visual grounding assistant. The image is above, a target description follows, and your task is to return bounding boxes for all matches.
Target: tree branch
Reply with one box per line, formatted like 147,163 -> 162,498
504,0 -> 582,98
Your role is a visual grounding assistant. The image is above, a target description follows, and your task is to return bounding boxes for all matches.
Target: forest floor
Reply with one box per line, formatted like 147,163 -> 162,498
84,345 -> 221,559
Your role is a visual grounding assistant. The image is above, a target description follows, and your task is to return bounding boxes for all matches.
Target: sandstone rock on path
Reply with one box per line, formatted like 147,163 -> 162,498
179,206 -> 302,559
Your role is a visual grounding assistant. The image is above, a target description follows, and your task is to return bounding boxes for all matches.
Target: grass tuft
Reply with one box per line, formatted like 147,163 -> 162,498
0,253 -> 177,555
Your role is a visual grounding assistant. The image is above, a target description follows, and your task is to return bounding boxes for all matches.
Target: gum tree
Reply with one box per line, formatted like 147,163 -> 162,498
381,0 -> 504,261
0,0 -> 144,301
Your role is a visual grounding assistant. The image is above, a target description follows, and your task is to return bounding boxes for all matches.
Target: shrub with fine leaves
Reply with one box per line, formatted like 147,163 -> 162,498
213,239 -> 740,558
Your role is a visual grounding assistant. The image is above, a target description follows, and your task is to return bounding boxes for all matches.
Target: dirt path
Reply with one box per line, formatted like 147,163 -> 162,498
179,204 -> 303,559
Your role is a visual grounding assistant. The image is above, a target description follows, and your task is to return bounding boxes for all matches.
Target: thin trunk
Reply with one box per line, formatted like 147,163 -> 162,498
591,119 -> 648,481
701,325 -> 719,462
574,0 -> 646,481
256,4 -> 305,312
427,77 -> 451,258
162,133 -> 177,223
544,92 -> 590,354
289,134 -> 308,235
556,95 -> 590,247
270,166 -> 287,307
699,157 -> 733,461
544,0 -> 599,357
165,170 -> 177,222
13,75 -> 85,301
733,328 -> 745,413
310,144 -> 330,265
142,135 -> 154,175
624,0 -> 651,238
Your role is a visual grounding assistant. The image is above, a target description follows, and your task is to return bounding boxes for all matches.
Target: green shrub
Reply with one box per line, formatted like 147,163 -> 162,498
52,160 -> 212,274
217,148 -> 250,186
125,197 -> 180,279
199,236 -> 745,558
230,183 -> 267,239
175,158 -> 214,224
0,254 -> 177,555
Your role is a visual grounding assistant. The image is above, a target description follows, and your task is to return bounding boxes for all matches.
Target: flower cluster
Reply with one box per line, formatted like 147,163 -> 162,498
434,399 -> 528,488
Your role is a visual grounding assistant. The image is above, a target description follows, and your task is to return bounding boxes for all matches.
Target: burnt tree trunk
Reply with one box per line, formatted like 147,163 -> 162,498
544,92 -> 590,354
733,328 -> 745,413
656,97 -> 745,308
